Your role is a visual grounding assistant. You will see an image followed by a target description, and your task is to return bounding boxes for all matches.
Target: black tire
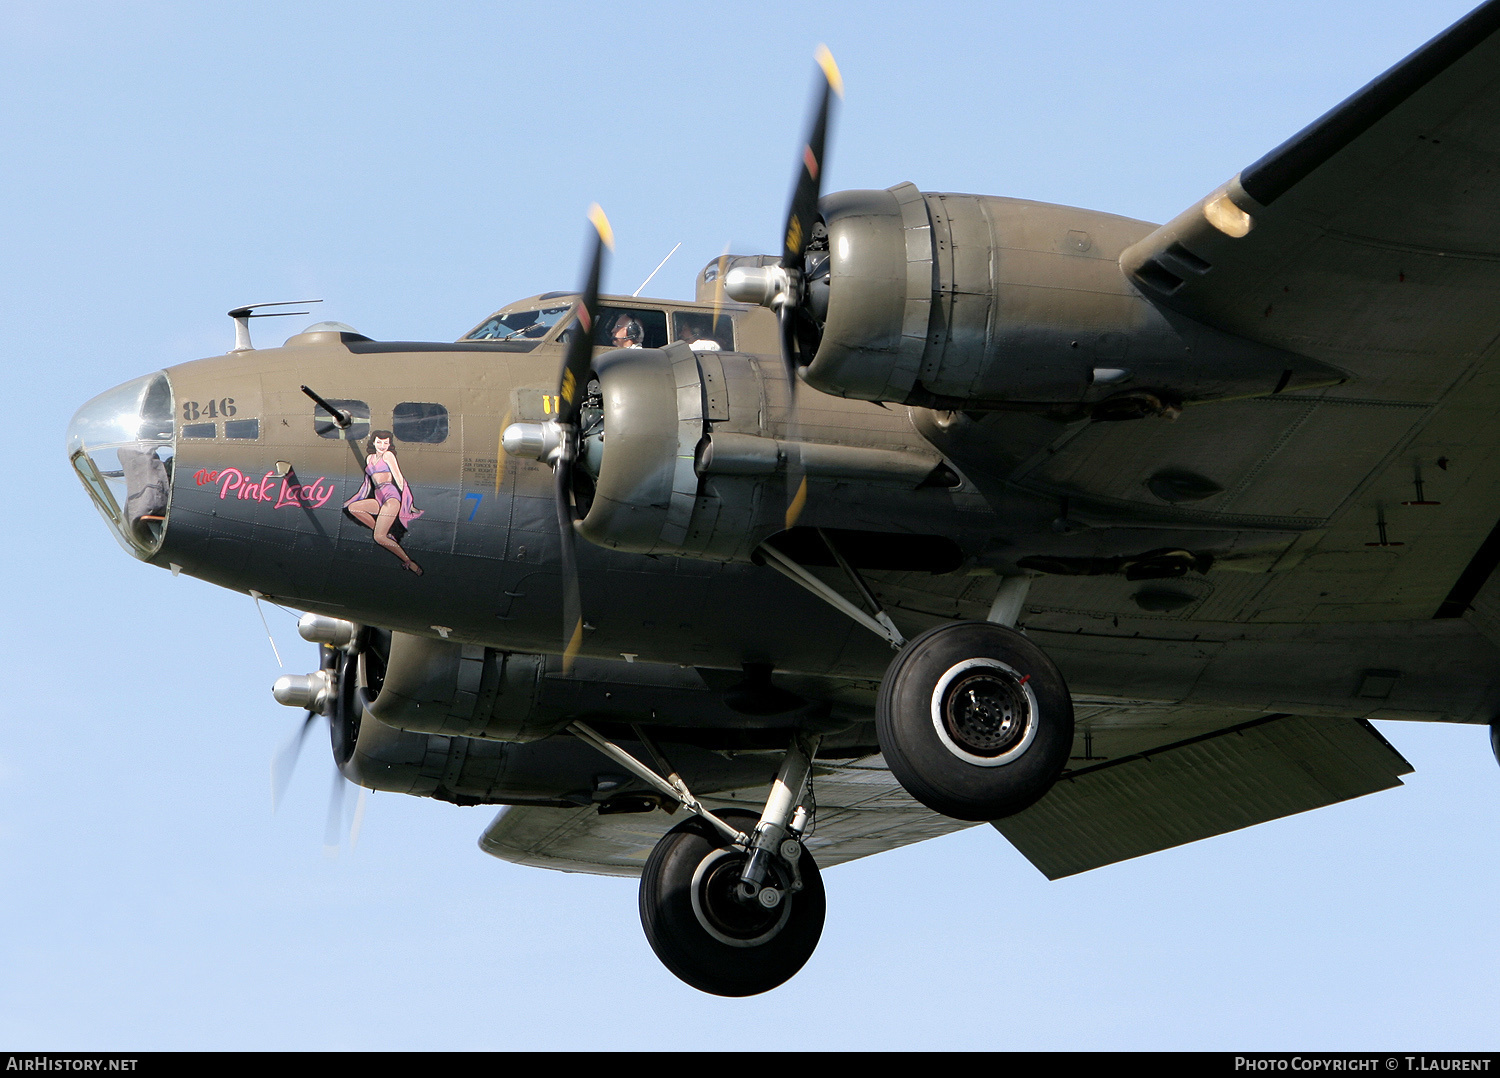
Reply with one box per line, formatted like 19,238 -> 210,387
877,620 -> 1073,821
639,810 -> 825,997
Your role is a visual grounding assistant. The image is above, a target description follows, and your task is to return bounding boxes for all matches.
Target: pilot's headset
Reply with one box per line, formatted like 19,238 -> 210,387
615,316 -> 644,346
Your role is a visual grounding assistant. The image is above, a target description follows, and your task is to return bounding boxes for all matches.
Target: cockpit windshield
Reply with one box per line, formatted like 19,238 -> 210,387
462,303 -> 573,342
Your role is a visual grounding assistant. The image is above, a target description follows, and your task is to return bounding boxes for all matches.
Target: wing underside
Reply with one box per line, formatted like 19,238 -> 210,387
479,754 -> 980,877
982,2 -> 1500,629
1123,0 -> 1500,378
481,712 -> 1413,880
995,713 -> 1413,879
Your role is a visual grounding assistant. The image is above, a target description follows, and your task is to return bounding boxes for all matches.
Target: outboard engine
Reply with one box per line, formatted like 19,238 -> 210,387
725,182 -> 1346,415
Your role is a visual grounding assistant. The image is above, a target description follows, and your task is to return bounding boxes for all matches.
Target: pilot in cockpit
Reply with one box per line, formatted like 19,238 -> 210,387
610,314 -> 645,349
675,313 -> 722,351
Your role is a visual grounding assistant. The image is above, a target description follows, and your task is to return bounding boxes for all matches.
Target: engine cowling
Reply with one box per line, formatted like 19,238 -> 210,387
555,343 -> 952,561
361,631 -> 559,742
330,636 -> 813,807
793,183 -> 1345,412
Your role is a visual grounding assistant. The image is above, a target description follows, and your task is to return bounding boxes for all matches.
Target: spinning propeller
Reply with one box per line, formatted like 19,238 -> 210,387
270,641 -> 365,854
725,45 -> 843,528
552,205 -> 614,674
543,49 -> 840,668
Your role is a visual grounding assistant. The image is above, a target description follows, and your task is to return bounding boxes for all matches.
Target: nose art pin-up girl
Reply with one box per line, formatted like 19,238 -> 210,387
343,430 -> 425,574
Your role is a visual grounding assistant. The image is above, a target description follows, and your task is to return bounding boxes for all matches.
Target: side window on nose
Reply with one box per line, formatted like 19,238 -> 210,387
313,399 -> 370,440
393,402 -> 449,444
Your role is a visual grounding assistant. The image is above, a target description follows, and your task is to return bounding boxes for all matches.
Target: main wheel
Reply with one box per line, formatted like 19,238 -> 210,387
639,810 -> 825,996
877,620 -> 1073,821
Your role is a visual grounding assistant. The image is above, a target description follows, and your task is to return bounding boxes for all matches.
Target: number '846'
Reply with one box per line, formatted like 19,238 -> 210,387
182,398 -> 236,420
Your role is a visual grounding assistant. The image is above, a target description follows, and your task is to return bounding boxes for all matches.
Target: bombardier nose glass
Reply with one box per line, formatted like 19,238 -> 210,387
67,371 -> 175,558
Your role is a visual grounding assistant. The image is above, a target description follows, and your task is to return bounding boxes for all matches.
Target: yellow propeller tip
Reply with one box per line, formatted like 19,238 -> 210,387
785,476 -> 810,529
562,619 -> 585,674
588,203 -> 615,251
815,45 -> 844,98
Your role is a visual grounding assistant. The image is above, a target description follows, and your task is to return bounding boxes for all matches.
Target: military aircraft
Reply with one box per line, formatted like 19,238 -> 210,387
66,2 -> 1500,997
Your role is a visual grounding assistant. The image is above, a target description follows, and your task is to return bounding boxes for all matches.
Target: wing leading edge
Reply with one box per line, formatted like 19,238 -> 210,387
1121,1 -> 1500,392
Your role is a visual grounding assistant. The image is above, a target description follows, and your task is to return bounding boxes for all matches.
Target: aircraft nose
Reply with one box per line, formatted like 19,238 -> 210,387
66,370 -> 176,559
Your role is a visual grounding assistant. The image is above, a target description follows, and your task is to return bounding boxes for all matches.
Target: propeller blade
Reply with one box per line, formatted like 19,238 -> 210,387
323,766 -> 349,856
555,457 -> 585,673
349,785 -> 369,851
558,204 -> 614,426
778,46 -> 841,529
780,304 -> 809,528
710,241 -> 731,339
781,45 -> 841,274
270,709 -> 319,813
553,205 -> 613,674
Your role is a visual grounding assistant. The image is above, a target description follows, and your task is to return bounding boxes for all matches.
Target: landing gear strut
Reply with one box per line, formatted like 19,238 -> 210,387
570,723 -> 826,996
640,808 -> 825,997
638,734 -> 825,996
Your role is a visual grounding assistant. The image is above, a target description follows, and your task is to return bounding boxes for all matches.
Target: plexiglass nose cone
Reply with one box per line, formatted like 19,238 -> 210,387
67,371 -> 176,559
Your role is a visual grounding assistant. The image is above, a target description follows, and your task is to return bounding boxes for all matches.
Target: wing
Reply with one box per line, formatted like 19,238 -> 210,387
479,754 -> 978,877
479,711 -> 1413,880
993,713 -> 1413,880
996,3 -> 1500,625
1122,1 -> 1500,387
479,801 -> 674,877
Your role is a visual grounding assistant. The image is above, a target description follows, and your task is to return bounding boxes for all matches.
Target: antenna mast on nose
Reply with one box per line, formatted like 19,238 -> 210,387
228,299 -> 323,352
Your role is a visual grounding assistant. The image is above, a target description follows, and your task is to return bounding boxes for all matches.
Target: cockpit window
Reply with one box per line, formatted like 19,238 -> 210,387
463,304 -> 572,342
591,307 -> 668,349
672,311 -> 733,352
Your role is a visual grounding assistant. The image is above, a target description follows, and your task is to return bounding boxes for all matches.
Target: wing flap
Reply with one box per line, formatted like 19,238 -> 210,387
993,714 -> 1413,880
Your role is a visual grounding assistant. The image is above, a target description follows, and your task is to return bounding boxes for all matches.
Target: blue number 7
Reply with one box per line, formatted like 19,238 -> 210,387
463,492 -> 483,521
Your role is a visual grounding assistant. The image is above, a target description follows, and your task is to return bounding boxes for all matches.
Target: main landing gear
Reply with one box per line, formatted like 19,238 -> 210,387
758,540 -> 1072,821
571,567 -> 1074,992
877,620 -> 1074,821
640,808 -> 825,996
570,723 -> 825,996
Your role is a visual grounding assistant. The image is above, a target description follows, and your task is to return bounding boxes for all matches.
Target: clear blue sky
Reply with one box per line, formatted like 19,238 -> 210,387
4,0 -> 1497,1050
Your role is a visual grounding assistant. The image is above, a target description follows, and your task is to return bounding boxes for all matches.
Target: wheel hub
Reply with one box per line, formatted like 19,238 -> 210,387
940,668 -> 1031,757
691,849 -> 792,947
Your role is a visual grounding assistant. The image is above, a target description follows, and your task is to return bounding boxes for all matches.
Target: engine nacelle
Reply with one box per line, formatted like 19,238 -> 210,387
571,342 -> 951,561
800,183 -> 1345,411
361,631 -> 560,742
334,642 -> 806,808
